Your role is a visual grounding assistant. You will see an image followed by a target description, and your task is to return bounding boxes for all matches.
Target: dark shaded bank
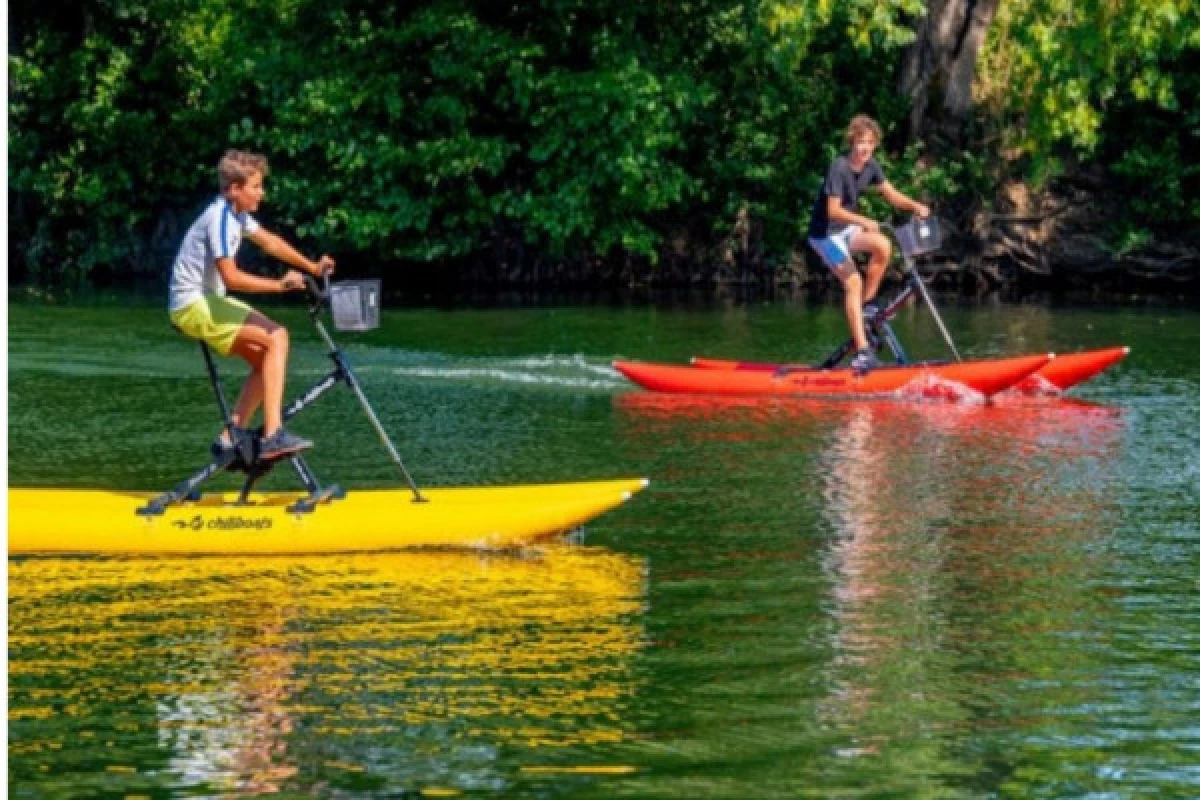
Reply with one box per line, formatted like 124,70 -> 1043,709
449,213 -> 1200,298
16,250 -> 1198,306
14,168 -> 1195,301
10,241 -> 1199,300
13,269 -> 1200,313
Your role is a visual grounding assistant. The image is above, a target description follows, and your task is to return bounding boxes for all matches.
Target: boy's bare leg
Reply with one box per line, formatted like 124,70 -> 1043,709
231,313 -> 290,437
229,370 -> 263,431
832,263 -> 869,352
259,326 -> 289,435
864,257 -> 887,304
850,231 -> 892,304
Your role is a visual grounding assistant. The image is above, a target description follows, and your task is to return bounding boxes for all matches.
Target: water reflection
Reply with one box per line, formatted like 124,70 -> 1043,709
8,548 -> 646,796
814,399 -> 1126,783
615,392 -> 1130,792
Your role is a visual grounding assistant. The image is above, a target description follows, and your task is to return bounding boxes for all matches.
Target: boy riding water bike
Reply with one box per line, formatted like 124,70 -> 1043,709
808,115 -> 930,371
168,149 -> 335,459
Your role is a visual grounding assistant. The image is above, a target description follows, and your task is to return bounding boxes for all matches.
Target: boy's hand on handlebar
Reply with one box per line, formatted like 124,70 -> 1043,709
913,203 -> 931,219
280,270 -> 307,291
315,255 -> 336,277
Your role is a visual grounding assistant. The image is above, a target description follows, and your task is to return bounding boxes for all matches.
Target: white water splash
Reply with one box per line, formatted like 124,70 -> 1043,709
386,353 -> 627,391
998,372 -> 1063,398
893,374 -> 989,405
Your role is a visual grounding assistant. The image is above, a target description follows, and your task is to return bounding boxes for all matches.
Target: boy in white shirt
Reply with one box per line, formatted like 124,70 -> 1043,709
169,149 -> 334,459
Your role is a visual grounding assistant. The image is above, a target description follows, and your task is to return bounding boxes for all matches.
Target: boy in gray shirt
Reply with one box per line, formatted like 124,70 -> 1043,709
808,115 -> 929,371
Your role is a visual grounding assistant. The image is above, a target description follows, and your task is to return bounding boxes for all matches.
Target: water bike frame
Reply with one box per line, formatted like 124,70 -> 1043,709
815,217 -> 961,370
138,275 -> 424,517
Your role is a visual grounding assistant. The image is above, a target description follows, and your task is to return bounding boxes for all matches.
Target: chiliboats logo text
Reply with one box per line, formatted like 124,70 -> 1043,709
172,514 -> 274,531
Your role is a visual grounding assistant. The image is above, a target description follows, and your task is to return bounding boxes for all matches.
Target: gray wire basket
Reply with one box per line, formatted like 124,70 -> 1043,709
329,280 -> 381,332
894,217 -> 942,258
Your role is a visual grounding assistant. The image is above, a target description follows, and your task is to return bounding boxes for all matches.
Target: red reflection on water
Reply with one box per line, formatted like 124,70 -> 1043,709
615,389 -> 1128,749
618,390 -> 1119,431
810,398 -> 1126,747
615,392 -> 1123,451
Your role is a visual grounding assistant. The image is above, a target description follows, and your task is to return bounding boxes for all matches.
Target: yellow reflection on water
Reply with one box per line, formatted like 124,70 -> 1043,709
9,547 -> 646,795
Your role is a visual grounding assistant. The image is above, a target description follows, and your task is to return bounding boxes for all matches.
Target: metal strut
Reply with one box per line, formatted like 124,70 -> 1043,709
313,317 -> 426,503
815,220 -> 963,369
140,278 -> 424,516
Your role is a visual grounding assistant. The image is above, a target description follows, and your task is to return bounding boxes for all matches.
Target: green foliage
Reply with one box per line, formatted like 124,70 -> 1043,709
8,0 -> 933,284
978,0 -> 1200,232
8,0 -> 1198,287
1101,46 -> 1200,232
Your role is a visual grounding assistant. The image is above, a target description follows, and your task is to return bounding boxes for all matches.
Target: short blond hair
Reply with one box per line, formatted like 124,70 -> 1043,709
845,115 -> 882,147
217,149 -> 268,192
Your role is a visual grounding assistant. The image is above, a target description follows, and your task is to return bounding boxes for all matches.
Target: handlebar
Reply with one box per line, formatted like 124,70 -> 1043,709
302,271 -> 333,312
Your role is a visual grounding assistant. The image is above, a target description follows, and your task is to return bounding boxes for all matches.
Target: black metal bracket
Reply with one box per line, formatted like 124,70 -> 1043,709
136,345 -> 352,517
817,279 -> 918,369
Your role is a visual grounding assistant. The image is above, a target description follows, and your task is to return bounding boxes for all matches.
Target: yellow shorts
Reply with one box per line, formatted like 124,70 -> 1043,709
170,295 -> 255,356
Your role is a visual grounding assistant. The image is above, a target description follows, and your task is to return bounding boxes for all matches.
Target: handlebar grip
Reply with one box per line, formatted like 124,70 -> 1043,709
303,274 -> 327,301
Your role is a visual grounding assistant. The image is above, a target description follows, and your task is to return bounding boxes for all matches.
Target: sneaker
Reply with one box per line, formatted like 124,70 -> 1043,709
259,429 -> 313,460
210,427 -> 250,459
210,432 -> 236,459
849,349 -> 880,373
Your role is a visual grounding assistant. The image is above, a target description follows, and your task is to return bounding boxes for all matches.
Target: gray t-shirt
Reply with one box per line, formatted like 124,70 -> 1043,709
807,156 -> 886,240
168,197 -> 260,312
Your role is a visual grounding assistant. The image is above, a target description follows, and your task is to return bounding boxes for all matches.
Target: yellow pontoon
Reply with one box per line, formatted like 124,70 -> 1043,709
8,479 -> 648,555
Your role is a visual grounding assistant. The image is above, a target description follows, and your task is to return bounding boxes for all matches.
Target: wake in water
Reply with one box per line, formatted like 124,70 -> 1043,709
12,341 -> 628,392
306,349 -> 627,392
385,353 -> 627,391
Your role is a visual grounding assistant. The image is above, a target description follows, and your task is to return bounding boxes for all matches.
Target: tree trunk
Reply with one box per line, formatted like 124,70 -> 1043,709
900,0 -> 999,145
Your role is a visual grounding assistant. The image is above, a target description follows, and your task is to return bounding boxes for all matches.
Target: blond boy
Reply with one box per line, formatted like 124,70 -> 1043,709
169,150 -> 334,458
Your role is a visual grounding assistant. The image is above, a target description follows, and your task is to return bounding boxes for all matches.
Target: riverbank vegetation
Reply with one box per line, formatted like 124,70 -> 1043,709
9,0 -> 1199,294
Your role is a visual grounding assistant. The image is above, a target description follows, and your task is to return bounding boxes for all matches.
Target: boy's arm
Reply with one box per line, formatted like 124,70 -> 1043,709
247,228 -> 335,277
878,182 -> 931,218
214,256 -> 294,293
827,198 -> 880,232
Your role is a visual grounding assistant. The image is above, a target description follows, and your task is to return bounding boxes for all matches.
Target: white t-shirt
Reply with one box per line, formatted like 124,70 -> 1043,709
168,197 -> 260,312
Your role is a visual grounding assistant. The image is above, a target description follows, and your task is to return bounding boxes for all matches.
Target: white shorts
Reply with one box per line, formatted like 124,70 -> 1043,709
808,225 -> 863,270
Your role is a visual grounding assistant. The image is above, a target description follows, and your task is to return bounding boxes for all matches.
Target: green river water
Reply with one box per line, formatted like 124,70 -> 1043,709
8,296 -> 1200,797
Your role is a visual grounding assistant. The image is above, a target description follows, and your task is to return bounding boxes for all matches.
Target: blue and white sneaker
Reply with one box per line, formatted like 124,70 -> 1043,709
211,427 -> 251,459
850,349 -> 880,373
259,429 -> 313,460
211,432 -> 236,459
